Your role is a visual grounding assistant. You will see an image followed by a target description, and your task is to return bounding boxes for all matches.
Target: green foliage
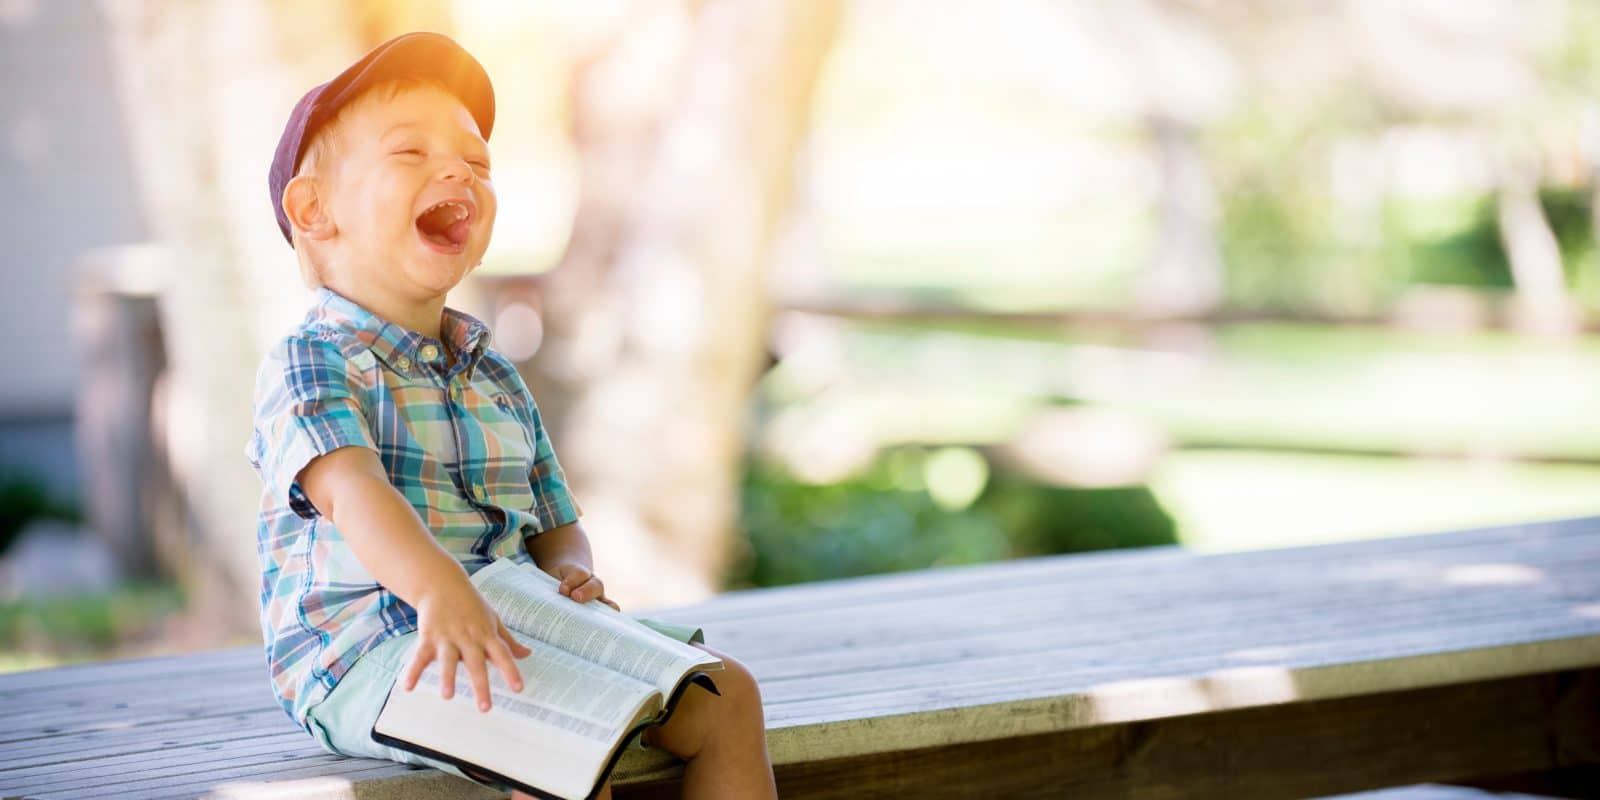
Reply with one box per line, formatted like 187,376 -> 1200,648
1384,194 -> 1511,288
0,474 -> 79,557
1205,98 -> 1393,314
1212,141 -> 1342,309
980,477 -> 1177,556
726,450 -> 1177,589
1379,189 -> 1595,291
1539,187 -> 1596,278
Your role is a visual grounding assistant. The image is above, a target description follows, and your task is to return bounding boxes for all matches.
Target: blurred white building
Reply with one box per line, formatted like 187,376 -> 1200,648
0,1 -> 147,499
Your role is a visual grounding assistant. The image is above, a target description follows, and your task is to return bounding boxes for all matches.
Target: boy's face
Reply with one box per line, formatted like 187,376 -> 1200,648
315,83 -> 496,301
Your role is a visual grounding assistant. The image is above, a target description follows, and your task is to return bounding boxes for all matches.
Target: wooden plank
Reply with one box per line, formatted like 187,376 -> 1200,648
2,694 -> 287,744
12,554 -> 1582,733
756,602 -> 1600,715
0,690 -> 293,741
6,524 -> 1580,720
3,572 -> 1587,752
757,632 -> 1600,763
5,520 -> 1586,710
0,710 -> 297,768
0,660 -> 274,713
4,733 -> 320,794
734,560 -> 1600,684
0,731 -> 304,779
0,574 -> 1553,734
744,555 -> 1600,703
615,670 -> 1597,800
0,648 -> 257,696
736,587 -> 1596,688
679,538 -> 1600,655
4,683 -> 278,732
2,517 -> 1596,799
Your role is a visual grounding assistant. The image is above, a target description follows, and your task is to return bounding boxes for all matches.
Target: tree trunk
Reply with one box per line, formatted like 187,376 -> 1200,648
1138,114 -> 1226,319
519,0 -> 842,607
99,2 -> 449,639
1497,156 -> 1580,336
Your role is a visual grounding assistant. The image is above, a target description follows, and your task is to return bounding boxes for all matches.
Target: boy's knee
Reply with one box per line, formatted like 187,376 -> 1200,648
704,650 -> 764,721
644,647 -> 767,759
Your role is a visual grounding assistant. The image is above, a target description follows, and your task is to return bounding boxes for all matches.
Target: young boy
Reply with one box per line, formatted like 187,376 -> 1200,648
248,32 -> 777,799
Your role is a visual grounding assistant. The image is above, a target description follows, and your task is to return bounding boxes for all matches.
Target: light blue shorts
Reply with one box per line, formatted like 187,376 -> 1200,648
304,617 -> 705,792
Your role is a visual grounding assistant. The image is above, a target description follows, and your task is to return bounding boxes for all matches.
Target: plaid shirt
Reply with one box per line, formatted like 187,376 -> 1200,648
245,287 -> 580,731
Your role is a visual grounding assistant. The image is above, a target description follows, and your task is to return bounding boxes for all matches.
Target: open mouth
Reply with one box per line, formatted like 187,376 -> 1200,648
415,199 -> 472,252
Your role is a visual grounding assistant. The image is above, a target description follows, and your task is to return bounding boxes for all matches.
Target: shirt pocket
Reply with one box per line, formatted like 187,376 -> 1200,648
471,390 -> 543,514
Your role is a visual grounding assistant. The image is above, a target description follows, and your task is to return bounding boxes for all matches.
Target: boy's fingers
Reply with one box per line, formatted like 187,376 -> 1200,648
487,638 -> 524,694
572,576 -> 603,603
499,619 -> 532,658
560,567 -> 590,595
462,650 -> 492,712
401,645 -> 432,691
438,646 -> 459,700
600,597 -> 621,612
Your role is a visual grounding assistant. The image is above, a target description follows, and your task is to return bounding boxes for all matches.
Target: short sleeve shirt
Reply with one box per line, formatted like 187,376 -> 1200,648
245,287 -> 581,731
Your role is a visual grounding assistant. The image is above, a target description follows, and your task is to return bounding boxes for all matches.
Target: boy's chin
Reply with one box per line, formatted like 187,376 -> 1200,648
401,253 -> 475,295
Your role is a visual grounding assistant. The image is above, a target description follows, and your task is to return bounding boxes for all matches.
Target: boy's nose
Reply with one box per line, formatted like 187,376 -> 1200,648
437,159 -> 474,184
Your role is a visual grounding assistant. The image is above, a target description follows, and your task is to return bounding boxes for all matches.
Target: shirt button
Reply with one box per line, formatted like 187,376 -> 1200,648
419,344 -> 439,362
472,484 -> 487,501
395,355 -> 412,371
450,383 -> 464,402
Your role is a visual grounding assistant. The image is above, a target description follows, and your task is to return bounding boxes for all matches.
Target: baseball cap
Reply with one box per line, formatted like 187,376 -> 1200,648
268,31 -> 495,246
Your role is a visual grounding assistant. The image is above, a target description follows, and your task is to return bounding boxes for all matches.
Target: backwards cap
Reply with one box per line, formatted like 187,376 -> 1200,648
267,31 -> 495,246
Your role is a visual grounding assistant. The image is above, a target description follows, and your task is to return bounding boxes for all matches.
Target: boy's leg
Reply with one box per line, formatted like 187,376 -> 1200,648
639,644 -> 777,800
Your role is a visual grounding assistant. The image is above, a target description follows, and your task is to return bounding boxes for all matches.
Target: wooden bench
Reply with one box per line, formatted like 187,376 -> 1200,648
4,516 -> 1599,799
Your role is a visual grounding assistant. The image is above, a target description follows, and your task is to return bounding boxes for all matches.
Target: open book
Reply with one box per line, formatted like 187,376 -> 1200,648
371,557 -> 723,800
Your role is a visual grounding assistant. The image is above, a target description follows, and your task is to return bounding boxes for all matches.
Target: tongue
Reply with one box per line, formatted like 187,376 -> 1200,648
445,218 -> 470,245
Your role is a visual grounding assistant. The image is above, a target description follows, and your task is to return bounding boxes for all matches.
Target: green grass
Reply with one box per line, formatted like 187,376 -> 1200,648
771,319 -> 1600,460
1151,449 -> 1600,552
0,652 -> 73,673
0,582 -> 185,672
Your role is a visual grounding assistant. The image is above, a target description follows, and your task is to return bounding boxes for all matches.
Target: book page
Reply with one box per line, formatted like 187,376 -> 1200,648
375,634 -> 660,800
472,558 -> 722,696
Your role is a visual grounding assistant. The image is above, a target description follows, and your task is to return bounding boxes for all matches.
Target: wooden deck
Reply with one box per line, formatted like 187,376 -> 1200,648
3,516 -> 1599,799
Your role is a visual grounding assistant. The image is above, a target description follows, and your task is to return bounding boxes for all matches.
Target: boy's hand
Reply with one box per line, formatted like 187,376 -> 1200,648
401,577 -> 534,711
550,563 -> 621,612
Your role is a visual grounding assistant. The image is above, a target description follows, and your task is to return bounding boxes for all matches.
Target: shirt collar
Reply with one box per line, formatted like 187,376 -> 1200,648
309,287 -> 492,376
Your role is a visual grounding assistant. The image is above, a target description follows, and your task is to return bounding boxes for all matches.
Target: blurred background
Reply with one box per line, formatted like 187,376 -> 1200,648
3,0 -> 1600,673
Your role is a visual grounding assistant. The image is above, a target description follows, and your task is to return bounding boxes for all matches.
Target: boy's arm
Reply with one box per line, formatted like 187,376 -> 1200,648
525,520 -> 619,611
297,445 -> 533,711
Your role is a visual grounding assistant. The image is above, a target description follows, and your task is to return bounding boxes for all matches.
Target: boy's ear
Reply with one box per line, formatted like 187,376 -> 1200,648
282,175 -> 335,241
